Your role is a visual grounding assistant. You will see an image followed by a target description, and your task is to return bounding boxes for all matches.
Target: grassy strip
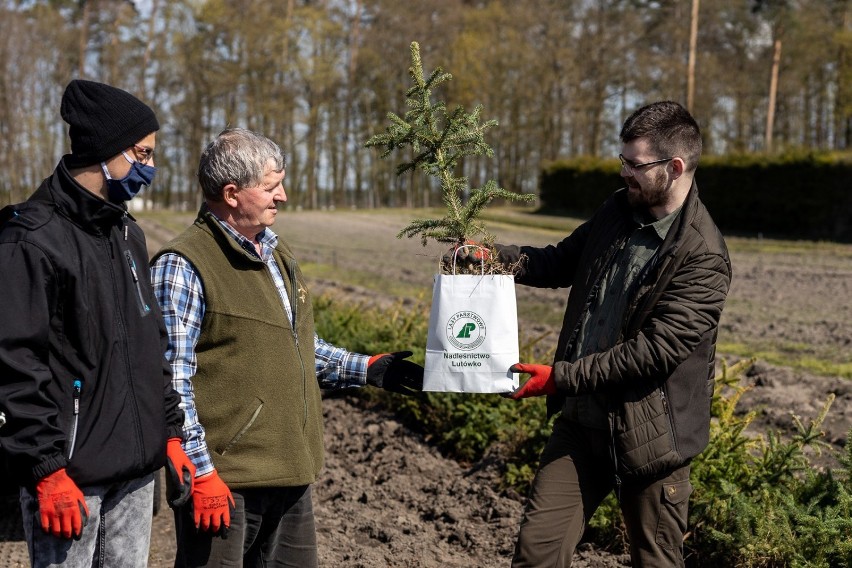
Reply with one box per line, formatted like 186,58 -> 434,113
478,208 -> 584,234
724,235 -> 852,257
719,342 -> 852,380
299,262 -> 431,300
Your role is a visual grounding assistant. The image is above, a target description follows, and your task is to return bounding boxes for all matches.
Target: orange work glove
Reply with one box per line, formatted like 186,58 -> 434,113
508,363 -> 557,399
165,437 -> 196,508
36,468 -> 89,539
191,470 -> 235,533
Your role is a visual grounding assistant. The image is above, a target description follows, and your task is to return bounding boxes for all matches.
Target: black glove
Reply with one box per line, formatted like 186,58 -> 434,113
366,351 -> 424,396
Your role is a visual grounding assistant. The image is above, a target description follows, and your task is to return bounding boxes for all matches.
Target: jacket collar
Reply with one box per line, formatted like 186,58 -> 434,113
195,205 -> 299,275
195,204 -> 268,266
614,180 -> 700,258
658,180 -> 700,258
30,157 -> 129,233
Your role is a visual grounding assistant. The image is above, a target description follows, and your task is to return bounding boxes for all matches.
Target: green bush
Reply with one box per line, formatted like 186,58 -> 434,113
312,295 -> 428,360
539,152 -> 852,242
314,295 -> 852,566
686,359 -> 852,567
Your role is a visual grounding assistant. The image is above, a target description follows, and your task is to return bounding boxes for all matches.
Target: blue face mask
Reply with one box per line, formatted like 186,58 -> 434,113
100,152 -> 157,203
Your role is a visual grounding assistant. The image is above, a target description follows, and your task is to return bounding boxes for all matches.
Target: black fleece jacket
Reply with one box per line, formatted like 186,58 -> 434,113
0,158 -> 183,488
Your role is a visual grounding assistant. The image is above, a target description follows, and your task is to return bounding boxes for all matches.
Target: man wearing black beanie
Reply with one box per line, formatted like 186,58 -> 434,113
0,80 -> 195,568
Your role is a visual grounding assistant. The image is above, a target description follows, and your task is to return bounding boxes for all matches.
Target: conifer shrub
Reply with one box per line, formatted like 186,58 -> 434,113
366,41 -> 534,273
685,360 -> 851,567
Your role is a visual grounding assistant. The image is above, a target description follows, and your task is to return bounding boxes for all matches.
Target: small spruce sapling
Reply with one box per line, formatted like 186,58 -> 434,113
366,41 -> 534,275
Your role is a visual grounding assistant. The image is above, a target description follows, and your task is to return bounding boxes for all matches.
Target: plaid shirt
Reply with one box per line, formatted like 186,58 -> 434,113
151,216 -> 368,476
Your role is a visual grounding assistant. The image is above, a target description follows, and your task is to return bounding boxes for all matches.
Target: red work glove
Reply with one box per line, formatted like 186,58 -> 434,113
165,437 -> 196,508
191,470 -> 235,533
508,363 -> 557,399
35,468 -> 89,539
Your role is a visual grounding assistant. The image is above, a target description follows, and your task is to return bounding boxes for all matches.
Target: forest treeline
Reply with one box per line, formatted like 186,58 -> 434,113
1,0 -> 850,210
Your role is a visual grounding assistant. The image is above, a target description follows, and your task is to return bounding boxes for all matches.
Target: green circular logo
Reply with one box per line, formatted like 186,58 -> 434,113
446,311 -> 486,351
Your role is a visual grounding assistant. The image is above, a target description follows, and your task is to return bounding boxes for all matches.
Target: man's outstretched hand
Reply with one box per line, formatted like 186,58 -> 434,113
508,363 -> 556,399
367,351 -> 424,396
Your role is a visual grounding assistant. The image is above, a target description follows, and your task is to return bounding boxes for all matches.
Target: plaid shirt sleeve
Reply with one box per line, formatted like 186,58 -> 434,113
150,253 -> 215,477
315,335 -> 369,389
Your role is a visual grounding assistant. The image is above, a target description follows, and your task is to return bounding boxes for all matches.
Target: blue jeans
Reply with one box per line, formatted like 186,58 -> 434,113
20,473 -> 154,568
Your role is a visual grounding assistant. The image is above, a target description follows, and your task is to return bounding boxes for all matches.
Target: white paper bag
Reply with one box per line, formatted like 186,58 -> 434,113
423,273 -> 519,393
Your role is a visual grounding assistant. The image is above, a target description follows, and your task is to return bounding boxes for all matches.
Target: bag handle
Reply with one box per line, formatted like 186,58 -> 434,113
452,244 -> 486,275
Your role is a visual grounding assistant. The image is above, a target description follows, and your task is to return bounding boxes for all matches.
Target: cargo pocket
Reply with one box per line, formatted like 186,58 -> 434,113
655,478 -> 692,552
216,398 -> 264,456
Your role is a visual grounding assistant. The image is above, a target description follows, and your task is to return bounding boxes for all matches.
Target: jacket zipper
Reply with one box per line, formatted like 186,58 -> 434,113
106,229 -> 145,466
220,402 -> 264,455
288,259 -> 298,325
124,249 -> 151,317
659,387 -> 680,455
67,379 -> 82,460
287,258 -> 310,430
608,413 -> 623,503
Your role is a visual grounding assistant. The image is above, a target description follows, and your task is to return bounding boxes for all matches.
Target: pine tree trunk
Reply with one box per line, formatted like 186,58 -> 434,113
765,38 -> 782,153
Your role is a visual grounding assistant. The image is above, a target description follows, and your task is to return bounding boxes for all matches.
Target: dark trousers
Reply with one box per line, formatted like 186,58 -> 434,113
174,484 -> 317,568
512,418 -> 692,568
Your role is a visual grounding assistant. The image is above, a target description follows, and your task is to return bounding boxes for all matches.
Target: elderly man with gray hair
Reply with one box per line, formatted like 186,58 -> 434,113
151,127 -> 423,567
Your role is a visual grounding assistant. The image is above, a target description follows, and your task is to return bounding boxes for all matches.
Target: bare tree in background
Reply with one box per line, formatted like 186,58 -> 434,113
687,0 -> 700,112
0,0 -> 849,208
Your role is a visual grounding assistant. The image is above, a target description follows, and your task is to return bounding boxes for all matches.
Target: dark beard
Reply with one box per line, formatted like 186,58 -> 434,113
626,169 -> 669,211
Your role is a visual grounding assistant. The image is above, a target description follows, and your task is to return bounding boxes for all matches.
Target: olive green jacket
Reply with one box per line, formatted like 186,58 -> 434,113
499,183 -> 731,478
154,210 -> 323,488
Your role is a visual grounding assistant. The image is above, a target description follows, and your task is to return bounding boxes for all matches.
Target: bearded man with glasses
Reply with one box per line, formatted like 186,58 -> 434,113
489,101 -> 731,567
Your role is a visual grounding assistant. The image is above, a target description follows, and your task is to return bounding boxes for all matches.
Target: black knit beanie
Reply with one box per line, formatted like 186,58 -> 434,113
61,79 -> 160,168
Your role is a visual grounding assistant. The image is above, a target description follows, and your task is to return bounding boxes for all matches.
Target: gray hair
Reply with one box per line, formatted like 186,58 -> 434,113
197,128 -> 286,201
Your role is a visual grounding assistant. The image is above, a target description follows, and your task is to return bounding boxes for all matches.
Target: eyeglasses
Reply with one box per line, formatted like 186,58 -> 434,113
618,154 -> 673,174
132,144 -> 155,165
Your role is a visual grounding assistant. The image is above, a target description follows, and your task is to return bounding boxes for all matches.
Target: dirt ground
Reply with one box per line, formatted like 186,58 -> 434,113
2,208 -> 849,567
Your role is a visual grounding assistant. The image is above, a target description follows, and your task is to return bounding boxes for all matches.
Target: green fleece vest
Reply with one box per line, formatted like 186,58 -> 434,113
155,211 -> 323,488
